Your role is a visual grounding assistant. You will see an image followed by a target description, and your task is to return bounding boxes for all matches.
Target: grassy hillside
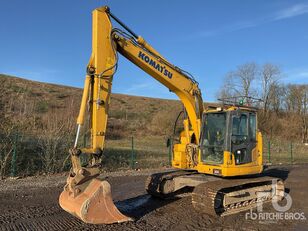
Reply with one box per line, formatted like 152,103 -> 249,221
0,74 -> 183,137
0,74 -> 307,177
0,74 -> 185,176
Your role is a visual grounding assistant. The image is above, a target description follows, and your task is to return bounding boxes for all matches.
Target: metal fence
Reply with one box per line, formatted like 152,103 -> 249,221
0,133 -> 307,178
102,136 -> 170,171
0,133 -> 171,177
263,137 -> 308,165
0,132 -> 76,178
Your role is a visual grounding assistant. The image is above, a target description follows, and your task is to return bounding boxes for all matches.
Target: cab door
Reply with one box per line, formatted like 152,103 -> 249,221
230,111 -> 257,165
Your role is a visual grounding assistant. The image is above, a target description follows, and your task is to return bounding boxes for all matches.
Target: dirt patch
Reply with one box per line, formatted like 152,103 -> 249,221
0,165 -> 307,230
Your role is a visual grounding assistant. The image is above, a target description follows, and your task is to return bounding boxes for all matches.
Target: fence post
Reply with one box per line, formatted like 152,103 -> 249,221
10,133 -> 18,177
83,133 -> 86,147
268,140 -> 271,163
290,142 -> 293,164
131,136 -> 135,169
168,139 -> 173,166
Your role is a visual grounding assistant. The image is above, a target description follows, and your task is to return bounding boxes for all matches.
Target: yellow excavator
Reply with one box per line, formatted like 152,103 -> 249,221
59,6 -> 285,224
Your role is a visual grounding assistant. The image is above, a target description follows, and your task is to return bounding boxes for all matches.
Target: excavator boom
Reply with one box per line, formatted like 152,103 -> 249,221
59,6 -> 203,224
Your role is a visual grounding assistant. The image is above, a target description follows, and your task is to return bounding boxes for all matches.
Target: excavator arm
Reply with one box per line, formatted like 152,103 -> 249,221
59,6 -> 203,224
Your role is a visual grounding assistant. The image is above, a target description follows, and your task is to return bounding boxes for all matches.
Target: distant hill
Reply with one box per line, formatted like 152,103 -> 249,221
1,74 -> 297,142
0,74 -> 306,177
0,74 -> 184,138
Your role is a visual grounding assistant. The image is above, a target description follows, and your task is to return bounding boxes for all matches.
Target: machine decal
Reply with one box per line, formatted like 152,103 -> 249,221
138,51 -> 173,79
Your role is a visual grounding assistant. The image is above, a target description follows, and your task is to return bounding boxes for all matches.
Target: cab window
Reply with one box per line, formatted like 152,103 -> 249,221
200,113 -> 226,164
249,113 -> 256,140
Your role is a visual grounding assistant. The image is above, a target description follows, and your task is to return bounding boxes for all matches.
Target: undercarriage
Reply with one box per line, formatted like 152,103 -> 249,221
146,170 -> 284,216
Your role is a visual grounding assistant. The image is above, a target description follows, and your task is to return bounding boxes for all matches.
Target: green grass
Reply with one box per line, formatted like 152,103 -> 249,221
10,85 -> 28,93
263,138 -> 308,164
35,100 -> 49,113
104,136 -> 308,170
103,136 -> 170,170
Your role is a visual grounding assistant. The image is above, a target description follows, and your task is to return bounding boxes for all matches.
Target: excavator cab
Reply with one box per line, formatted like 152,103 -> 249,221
196,105 -> 263,177
201,107 -> 257,166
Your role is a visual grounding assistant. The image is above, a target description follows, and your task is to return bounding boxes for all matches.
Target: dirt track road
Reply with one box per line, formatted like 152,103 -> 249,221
0,165 -> 307,230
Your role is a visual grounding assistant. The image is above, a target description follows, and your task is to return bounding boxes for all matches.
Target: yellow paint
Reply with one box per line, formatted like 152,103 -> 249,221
74,6 -> 264,178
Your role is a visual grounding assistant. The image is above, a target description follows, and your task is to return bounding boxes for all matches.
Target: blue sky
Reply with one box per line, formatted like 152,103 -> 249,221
0,0 -> 307,101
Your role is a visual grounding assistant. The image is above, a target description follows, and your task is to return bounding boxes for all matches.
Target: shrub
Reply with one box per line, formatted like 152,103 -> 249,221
35,101 -> 49,113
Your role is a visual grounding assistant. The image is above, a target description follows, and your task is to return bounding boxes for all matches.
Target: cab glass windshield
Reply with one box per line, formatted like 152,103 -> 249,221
200,113 -> 226,164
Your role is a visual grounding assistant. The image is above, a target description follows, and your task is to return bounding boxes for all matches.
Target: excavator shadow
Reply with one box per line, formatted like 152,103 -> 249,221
262,166 -> 290,193
115,188 -> 193,220
115,195 -> 177,220
262,166 -> 290,181
230,166 -> 290,181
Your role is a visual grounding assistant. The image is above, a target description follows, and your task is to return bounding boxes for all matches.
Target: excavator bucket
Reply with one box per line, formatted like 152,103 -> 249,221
59,179 -> 132,224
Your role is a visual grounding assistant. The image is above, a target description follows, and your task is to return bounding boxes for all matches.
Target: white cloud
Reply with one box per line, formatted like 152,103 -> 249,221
191,3 -> 308,39
196,21 -> 258,38
283,68 -> 308,83
123,82 -> 153,94
298,71 -> 308,77
2,69 -> 59,79
274,3 -> 308,20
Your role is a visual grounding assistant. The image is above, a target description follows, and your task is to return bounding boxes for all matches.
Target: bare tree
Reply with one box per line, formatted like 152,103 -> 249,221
284,84 -> 308,143
302,87 -> 308,143
260,63 -> 281,112
268,83 -> 285,114
37,99 -> 77,173
219,62 -> 258,101
38,119 -> 66,173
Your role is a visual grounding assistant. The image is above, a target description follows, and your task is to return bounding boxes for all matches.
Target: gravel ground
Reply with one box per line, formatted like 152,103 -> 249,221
0,165 -> 307,230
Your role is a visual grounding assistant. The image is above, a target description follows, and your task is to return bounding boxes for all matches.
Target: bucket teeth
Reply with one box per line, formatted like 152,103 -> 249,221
59,179 -> 132,224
